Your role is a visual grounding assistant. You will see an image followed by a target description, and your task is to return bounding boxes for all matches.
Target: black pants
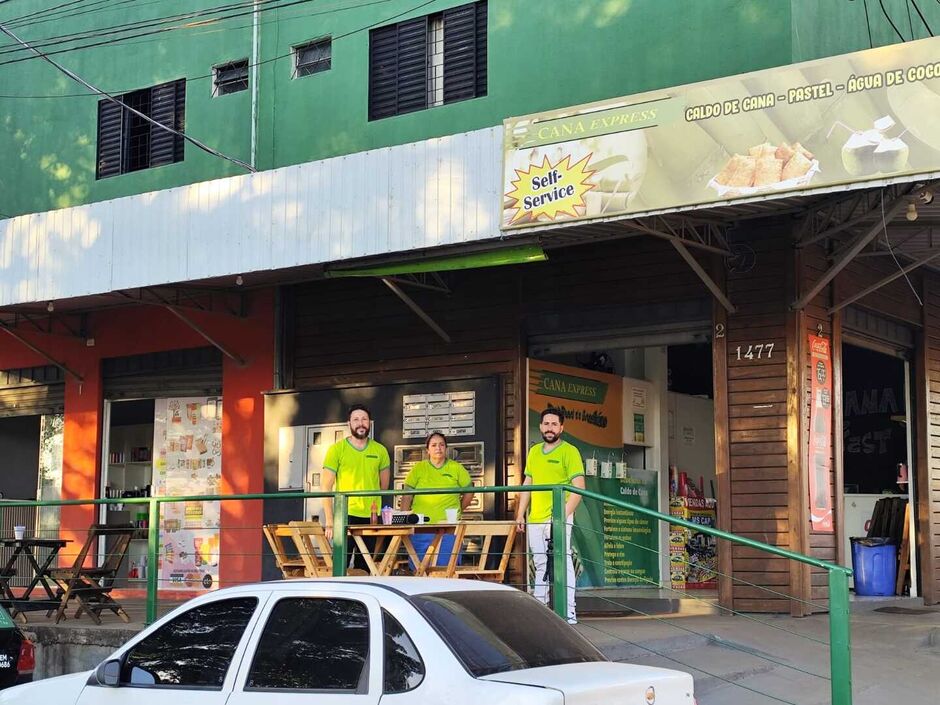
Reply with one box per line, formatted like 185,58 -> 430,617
347,515 -> 376,573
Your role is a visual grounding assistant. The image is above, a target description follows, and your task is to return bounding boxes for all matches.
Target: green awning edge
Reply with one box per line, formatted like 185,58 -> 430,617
325,244 -> 547,278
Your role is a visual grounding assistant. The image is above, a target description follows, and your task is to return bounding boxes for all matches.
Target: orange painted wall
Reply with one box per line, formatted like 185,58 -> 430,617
0,290 -> 275,586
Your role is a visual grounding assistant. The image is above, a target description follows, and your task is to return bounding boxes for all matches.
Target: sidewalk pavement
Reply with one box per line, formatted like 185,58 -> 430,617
578,598 -> 940,705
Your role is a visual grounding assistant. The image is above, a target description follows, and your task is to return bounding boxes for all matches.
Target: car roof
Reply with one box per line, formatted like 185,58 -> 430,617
265,577 -> 514,596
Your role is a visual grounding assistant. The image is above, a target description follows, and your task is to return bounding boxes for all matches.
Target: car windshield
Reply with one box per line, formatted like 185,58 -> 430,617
411,590 -> 605,677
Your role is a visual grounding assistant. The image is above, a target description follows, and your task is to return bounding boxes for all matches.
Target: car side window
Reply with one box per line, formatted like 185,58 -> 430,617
383,610 -> 425,694
246,597 -> 370,691
122,597 -> 257,689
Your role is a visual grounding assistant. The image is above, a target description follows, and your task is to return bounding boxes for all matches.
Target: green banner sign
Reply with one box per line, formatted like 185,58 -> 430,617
533,370 -> 609,404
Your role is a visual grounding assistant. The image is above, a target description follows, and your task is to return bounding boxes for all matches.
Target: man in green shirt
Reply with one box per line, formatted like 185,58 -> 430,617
321,404 -> 390,571
515,407 -> 585,623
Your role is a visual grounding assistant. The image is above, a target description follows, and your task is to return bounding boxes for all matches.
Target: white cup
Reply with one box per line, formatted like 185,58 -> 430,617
13,526 -> 25,541
445,508 -> 458,523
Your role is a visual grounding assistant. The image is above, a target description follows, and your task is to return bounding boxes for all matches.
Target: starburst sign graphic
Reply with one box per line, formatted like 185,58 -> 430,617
506,154 -> 595,224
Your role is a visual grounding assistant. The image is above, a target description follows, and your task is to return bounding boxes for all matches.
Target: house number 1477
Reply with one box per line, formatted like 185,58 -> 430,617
736,343 -> 774,360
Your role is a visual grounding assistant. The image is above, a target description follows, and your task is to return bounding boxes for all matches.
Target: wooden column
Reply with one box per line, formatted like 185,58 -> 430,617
712,257 -> 733,610
832,306 -> 846,569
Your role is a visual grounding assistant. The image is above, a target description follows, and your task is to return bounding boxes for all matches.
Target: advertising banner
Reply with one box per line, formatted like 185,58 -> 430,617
153,397 -> 223,590
502,37 -> 940,229
808,335 -> 834,532
528,360 -> 659,588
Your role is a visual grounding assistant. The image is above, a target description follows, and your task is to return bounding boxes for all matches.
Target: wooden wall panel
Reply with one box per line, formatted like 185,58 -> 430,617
291,236 -> 707,492
800,242 -> 835,612
918,277 -> 940,605
840,255 -> 924,326
724,221 -> 795,612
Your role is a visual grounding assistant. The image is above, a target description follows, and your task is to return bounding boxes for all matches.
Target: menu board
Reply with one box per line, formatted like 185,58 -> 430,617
153,397 -> 223,591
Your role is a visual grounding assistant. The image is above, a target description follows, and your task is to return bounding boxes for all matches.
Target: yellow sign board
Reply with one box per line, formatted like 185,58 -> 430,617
502,37 -> 940,229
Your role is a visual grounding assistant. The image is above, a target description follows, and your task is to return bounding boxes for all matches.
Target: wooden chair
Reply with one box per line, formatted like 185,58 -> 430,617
449,521 -> 517,582
288,521 -> 333,577
47,524 -> 134,625
263,524 -> 307,579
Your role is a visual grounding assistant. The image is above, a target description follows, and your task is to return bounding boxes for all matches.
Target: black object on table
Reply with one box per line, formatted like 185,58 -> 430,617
0,538 -> 69,620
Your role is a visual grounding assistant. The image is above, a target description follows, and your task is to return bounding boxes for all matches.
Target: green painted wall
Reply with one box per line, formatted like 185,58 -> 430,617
1,0 -> 935,219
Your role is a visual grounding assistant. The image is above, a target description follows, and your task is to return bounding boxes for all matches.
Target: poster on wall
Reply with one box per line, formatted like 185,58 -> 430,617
503,36 -> 940,230
528,359 -> 659,588
808,335 -> 834,532
153,397 -> 223,590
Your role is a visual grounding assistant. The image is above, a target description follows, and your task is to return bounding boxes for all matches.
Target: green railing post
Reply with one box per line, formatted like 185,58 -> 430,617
550,486 -> 567,619
829,568 -> 852,705
332,493 -> 347,577
145,498 -> 160,625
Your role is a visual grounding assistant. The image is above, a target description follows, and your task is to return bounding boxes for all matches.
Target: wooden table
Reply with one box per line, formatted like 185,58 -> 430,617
0,537 -> 70,621
346,523 -> 465,577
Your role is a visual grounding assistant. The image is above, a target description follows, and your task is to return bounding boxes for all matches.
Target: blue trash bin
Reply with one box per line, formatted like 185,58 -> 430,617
850,537 -> 897,596
409,532 -> 458,571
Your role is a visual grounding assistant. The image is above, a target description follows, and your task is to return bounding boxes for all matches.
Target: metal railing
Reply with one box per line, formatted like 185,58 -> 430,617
0,485 -> 854,705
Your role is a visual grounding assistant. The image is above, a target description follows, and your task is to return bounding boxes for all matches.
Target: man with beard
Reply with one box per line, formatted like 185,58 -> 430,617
515,407 -> 585,623
321,404 -> 391,571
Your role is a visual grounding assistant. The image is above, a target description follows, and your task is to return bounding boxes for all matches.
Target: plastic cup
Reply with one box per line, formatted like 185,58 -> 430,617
445,508 -> 458,523
13,526 -> 25,541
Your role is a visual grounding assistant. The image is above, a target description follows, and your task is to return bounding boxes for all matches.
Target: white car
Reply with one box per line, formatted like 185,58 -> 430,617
1,578 -> 695,704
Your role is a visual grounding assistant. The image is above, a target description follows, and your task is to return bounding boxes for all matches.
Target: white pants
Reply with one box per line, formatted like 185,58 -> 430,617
528,521 -> 576,621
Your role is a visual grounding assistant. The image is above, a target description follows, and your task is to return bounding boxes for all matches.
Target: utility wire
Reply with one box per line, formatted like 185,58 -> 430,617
0,0 -> 311,56
0,0 -> 434,98
0,0 -> 319,60
909,0 -> 935,34
0,21 -> 256,173
881,193 -> 924,306
863,0 -> 874,48
0,0 -> 398,68
2,0 -> 162,29
879,0 -> 908,40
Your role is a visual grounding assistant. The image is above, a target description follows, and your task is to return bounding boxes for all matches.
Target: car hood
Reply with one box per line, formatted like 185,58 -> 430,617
480,662 -> 694,704
0,671 -> 90,703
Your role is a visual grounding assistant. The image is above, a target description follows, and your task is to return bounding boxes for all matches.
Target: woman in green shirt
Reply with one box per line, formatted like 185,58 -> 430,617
400,432 -> 474,567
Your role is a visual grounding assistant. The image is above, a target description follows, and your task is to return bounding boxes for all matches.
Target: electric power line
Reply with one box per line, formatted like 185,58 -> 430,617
879,0 -> 908,40
862,0 -> 874,48
0,0 -> 319,60
2,0 -> 165,30
0,0 -> 435,99
908,0 -> 935,35
0,21 -> 256,173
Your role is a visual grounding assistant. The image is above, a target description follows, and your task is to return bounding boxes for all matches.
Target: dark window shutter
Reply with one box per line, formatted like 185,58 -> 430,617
173,79 -> 186,162
474,1 -> 487,98
149,79 -> 185,168
394,16 -> 429,116
369,25 -> 399,120
96,99 -> 124,179
443,3 -> 478,103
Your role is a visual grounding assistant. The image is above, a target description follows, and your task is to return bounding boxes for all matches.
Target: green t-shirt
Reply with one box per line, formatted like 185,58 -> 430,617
323,438 -> 391,518
524,440 -> 585,522
404,459 -> 472,523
